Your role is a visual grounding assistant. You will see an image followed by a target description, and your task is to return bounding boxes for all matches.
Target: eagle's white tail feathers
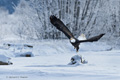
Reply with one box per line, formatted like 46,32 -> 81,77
78,34 -> 86,40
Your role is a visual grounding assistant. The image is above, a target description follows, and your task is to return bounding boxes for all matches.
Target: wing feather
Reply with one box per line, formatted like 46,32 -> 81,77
78,34 -> 105,43
50,15 -> 74,39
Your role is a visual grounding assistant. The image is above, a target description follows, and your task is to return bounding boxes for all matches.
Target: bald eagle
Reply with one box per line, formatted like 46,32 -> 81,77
50,15 -> 105,52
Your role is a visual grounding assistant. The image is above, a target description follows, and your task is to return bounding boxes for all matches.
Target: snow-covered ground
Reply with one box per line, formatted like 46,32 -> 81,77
0,40 -> 120,80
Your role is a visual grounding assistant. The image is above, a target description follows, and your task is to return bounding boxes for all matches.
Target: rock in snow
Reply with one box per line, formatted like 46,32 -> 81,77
0,54 -> 12,65
15,52 -> 34,57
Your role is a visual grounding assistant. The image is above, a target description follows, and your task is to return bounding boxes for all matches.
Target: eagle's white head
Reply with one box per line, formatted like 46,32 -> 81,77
70,38 -> 76,43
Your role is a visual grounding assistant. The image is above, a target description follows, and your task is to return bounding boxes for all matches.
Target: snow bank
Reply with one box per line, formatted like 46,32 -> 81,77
15,52 -> 34,57
0,54 -> 12,65
0,40 -> 112,57
32,40 -> 112,56
0,49 -> 14,57
32,40 -> 72,56
68,55 -> 88,65
79,42 -> 112,51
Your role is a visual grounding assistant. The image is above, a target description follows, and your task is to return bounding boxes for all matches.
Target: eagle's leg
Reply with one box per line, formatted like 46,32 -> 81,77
76,46 -> 79,52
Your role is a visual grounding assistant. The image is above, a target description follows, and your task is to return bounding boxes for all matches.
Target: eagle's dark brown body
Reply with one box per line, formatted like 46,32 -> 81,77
50,15 -> 105,52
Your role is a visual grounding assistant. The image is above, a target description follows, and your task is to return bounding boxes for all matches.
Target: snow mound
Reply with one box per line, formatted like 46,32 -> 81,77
0,54 -> 12,65
15,52 -> 34,57
68,55 -> 88,65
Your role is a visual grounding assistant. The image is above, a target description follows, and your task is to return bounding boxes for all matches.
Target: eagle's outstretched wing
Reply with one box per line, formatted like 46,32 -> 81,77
78,34 -> 105,43
50,15 -> 74,39
50,15 -> 105,52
